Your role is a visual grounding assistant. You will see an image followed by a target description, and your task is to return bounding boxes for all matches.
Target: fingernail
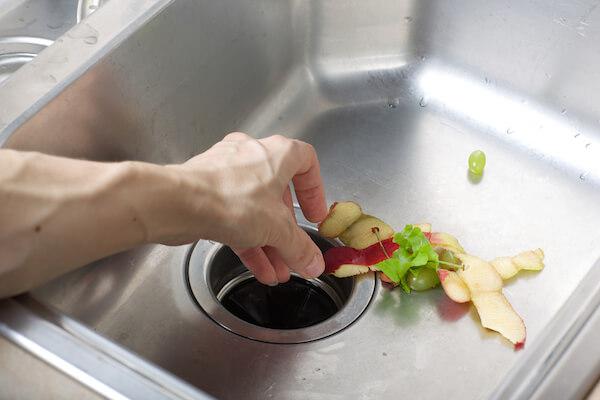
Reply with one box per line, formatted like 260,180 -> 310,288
303,254 -> 324,278
267,281 -> 278,287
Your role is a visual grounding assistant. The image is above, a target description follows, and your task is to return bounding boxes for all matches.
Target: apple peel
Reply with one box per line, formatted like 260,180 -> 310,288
471,291 -> 526,347
455,253 -> 526,346
429,232 -> 465,254
339,215 -> 394,249
324,238 -> 399,275
319,202 -> 540,349
318,201 -> 363,238
491,249 -> 545,280
438,269 -> 471,303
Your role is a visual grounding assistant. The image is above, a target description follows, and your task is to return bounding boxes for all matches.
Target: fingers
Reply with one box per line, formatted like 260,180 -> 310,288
233,245 -> 292,285
223,133 -> 326,281
269,211 -> 325,279
232,247 -> 278,286
292,154 -> 327,223
290,142 -> 326,222
262,136 -> 327,223
264,246 -> 291,283
283,185 -> 297,224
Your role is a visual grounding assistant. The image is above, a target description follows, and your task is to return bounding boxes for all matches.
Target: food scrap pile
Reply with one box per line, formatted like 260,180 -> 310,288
319,201 -> 545,348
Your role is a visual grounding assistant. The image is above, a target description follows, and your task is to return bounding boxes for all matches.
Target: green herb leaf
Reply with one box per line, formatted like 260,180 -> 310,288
376,258 -> 408,283
374,224 -> 440,292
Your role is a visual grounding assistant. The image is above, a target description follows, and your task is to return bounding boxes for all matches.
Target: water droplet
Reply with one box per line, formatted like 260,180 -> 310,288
404,16 -> 413,22
67,23 -> 99,44
574,133 -> 581,138
47,22 -> 64,29
506,128 -> 514,135
484,77 -> 490,84
418,97 -> 427,107
420,55 -> 426,61
84,36 -> 98,44
387,98 -> 399,109
579,172 -> 587,181
561,108 -> 567,114
586,143 -> 591,149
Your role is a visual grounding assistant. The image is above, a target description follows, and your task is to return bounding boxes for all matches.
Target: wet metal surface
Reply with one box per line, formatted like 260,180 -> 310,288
1,1 -> 600,399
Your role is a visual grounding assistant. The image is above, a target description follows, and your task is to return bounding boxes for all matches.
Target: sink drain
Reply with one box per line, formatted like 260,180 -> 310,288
218,271 -> 343,330
0,36 -> 53,85
186,208 -> 376,343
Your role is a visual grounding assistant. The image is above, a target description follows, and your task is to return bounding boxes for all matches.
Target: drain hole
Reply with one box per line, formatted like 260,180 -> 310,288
207,230 -> 353,330
219,273 -> 340,329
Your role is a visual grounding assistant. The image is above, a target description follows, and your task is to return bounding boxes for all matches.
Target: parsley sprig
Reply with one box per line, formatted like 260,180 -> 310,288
375,225 -> 461,293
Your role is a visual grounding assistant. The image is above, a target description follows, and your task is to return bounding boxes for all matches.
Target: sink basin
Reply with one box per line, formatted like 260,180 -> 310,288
0,0 -> 76,84
1,0 -> 600,399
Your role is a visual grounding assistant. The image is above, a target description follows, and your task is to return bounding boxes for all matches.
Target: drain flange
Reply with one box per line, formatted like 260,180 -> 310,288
186,208 -> 376,344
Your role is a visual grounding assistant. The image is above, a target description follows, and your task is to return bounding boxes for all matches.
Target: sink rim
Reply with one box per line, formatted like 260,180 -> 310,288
0,296 -> 214,400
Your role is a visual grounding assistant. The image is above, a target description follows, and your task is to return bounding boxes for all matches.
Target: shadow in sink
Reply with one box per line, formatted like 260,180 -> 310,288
374,288 -> 459,328
32,245 -> 163,325
4,61 -> 142,160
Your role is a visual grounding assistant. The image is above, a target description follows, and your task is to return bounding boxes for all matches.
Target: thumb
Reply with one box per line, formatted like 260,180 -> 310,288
269,212 -> 325,279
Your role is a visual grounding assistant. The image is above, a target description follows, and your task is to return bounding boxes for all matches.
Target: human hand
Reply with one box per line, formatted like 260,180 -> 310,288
163,133 -> 328,285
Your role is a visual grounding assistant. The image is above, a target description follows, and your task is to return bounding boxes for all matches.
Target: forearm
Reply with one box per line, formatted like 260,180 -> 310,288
0,150 -> 202,298
0,133 -> 328,296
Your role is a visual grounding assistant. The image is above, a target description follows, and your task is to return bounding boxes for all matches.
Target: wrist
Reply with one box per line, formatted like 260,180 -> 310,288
124,160 -> 221,245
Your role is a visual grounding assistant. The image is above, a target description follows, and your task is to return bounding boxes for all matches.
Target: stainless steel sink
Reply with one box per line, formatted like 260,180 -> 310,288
1,0 -> 600,399
0,0 -> 109,85
0,0 -> 77,84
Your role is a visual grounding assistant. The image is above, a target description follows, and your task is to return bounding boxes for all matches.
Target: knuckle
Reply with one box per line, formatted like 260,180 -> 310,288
270,134 -> 288,144
303,142 -> 317,161
224,132 -> 250,141
302,141 -> 315,154
268,135 -> 294,153
269,211 -> 295,244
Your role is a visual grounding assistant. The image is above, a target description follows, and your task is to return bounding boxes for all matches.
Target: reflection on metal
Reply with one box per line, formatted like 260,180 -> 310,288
491,258 -> 600,400
0,52 -> 35,84
0,1 -> 77,86
418,64 -> 600,184
0,36 -> 53,84
77,0 -> 106,23
0,298 -> 214,400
